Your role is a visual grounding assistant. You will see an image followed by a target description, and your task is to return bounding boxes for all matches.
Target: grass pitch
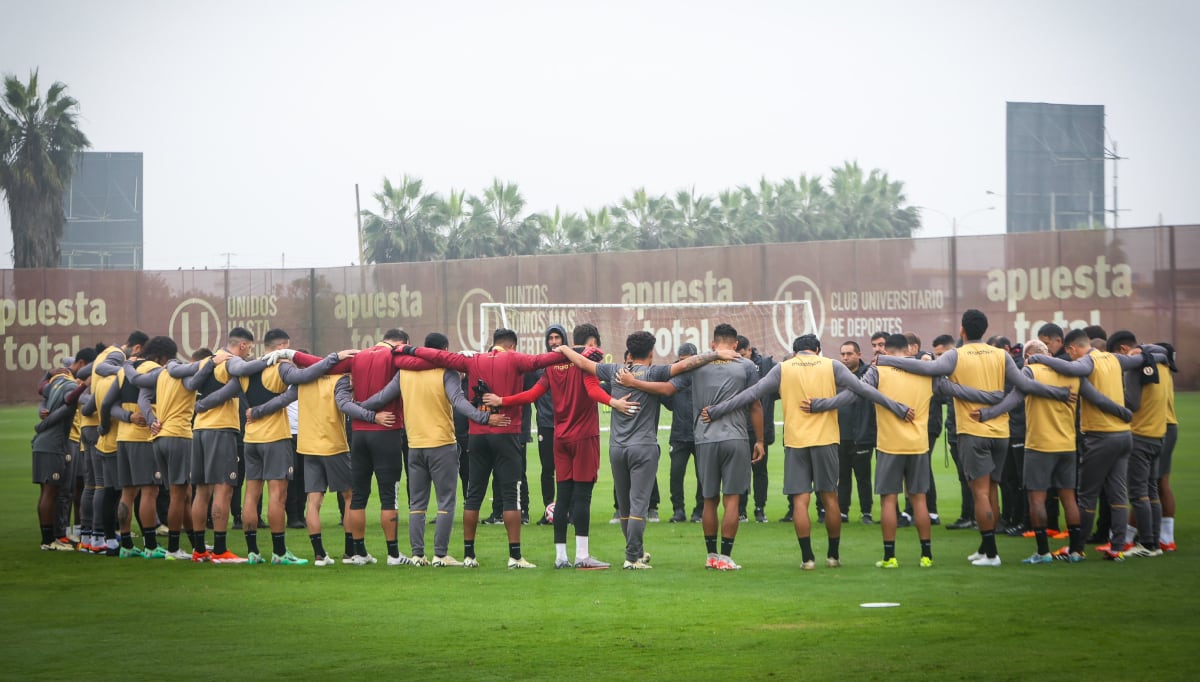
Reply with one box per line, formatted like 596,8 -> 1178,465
1,399 -> 1197,679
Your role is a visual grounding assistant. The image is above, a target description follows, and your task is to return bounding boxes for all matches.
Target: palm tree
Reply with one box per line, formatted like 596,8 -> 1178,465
359,174 -> 443,263
826,161 -> 918,240
479,179 -> 527,255
0,71 -> 90,268
612,187 -> 672,250
527,206 -> 583,254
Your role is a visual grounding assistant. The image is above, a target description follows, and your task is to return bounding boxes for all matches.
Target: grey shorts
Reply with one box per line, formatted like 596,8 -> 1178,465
783,445 -> 840,494
154,437 -> 192,486
65,441 -> 81,481
117,441 -> 159,487
193,429 -> 240,486
959,434 -> 1009,483
304,453 -> 352,494
33,450 -> 66,485
696,440 -> 751,498
1159,423 -> 1177,477
875,451 -> 931,495
1023,449 -> 1076,491
80,440 -> 95,486
245,440 -> 294,481
95,450 -> 118,488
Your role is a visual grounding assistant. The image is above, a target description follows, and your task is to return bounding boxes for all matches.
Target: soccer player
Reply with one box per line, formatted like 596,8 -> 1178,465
556,332 -> 734,569
531,325 -> 566,524
1156,343 -> 1179,552
623,323 -> 763,571
708,334 -> 912,570
482,323 -> 627,570
358,332 -> 510,566
1026,329 -> 1166,561
875,310 -> 1073,566
224,328 -> 309,565
32,367 -> 86,550
972,340 -> 1127,563
190,328 -> 255,564
122,336 -> 202,559
398,328 -> 562,568
735,336 -> 775,523
836,340 -> 874,525
663,343 -> 704,524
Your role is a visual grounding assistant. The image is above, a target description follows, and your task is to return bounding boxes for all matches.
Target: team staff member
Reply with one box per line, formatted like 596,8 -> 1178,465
663,344 -> 704,524
836,340 -> 873,525
876,310 -> 1074,567
399,329 -> 562,568
1156,343 -> 1179,552
531,325 -> 566,524
736,336 -> 775,523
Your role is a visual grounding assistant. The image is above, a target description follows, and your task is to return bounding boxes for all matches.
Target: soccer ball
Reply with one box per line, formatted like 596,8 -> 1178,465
545,502 -> 556,523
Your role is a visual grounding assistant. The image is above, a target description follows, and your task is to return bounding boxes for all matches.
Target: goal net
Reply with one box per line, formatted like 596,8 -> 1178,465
478,299 -> 817,362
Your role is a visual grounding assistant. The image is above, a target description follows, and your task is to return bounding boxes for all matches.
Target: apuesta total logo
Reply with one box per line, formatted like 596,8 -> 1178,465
169,298 -> 223,358
771,275 -> 825,348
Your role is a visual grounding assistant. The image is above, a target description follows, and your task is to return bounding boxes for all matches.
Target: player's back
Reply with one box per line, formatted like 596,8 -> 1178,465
544,355 -> 600,442
689,357 -> 757,444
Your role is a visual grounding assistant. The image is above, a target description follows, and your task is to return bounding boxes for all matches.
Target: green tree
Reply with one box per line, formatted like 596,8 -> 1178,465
0,71 -> 90,268
825,161 -> 918,240
360,174 -> 443,263
477,179 -> 530,255
611,187 -> 672,250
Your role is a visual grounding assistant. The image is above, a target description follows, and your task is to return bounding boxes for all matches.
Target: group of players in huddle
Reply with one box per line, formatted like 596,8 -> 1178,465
30,306 -> 1178,570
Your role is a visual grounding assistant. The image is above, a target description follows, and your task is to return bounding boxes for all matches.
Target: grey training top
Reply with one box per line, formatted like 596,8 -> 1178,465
595,363 -> 672,447
670,357 -> 759,445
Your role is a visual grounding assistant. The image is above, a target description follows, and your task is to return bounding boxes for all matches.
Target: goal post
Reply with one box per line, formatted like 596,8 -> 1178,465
478,300 -> 817,361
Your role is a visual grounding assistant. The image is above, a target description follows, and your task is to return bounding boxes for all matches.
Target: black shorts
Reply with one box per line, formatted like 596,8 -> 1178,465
464,433 -> 523,512
350,429 -> 404,511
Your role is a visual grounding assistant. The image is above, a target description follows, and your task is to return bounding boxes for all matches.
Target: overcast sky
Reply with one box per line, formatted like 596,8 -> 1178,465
2,1 -> 1197,269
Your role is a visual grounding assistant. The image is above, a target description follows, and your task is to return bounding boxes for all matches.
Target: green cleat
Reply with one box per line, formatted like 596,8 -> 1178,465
919,556 -> 934,568
875,557 -> 899,569
144,546 -> 170,560
119,546 -> 146,559
272,551 -> 309,566
247,552 -> 267,565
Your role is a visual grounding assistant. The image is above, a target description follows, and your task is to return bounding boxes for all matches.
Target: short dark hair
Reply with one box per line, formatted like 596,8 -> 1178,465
383,328 -> 408,343
1036,323 -> 1064,341
1084,325 -> 1107,341
735,335 -> 750,352
263,328 -> 290,346
424,332 -> 449,350
714,323 -> 738,343
126,330 -> 149,348
228,327 -> 254,342
625,331 -> 656,361
961,309 -> 988,340
793,334 -> 820,353
932,334 -> 955,348
904,332 -> 921,348
885,334 -> 909,352
76,347 -> 98,364
1106,330 -> 1137,352
573,323 -> 601,346
840,340 -> 860,353
1064,329 -> 1091,348
191,347 -> 214,361
989,336 -> 1012,350
492,328 -> 518,346
870,331 -> 888,342
143,336 -> 179,363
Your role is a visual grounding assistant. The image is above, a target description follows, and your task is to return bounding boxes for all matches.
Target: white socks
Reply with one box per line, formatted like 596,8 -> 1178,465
555,543 -> 568,563
576,536 -> 590,561
1162,517 -> 1175,544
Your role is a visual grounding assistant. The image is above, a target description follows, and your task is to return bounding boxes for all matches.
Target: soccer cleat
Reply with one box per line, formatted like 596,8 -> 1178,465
314,555 -> 336,567
800,559 -> 816,571
191,550 -> 213,563
971,555 -> 1002,567
609,511 -> 621,525
1051,546 -> 1071,560
861,513 -> 874,525
507,556 -> 537,569
897,514 -> 912,528
1067,552 -> 1086,563
77,541 -> 93,553
1022,530 -> 1037,538
647,509 -> 660,523
919,556 -> 934,568
778,512 -> 794,523
155,524 -> 170,537
463,557 -> 479,568
754,508 -> 767,523
714,555 -> 741,571
690,510 -> 703,523
1161,541 -> 1177,552
119,546 -> 147,559
929,514 -> 941,526
39,543 -> 53,551
144,546 -> 171,560
346,554 -> 378,566
481,514 -> 503,525
341,554 -> 355,564
271,551 -> 310,565
967,552 -> 986,562
1096,543 -> 1112,553
947,517 -> 976,530
1102,550 -> 1125,562
826,557 -> 841,568
166,549 -> 192,561
536,513 -> 552,526
386,553 -> 412,566
554,559 -> 572,569
211,550 -> 248,564
408,555 -> 430,566
49,539 -> 76,551
1051,530 -> 1071,540
574,556 -> 611,570
738,513 -> 749,523
641,552 -> 652,564
432,555 -> 463,567
1126,544 -> 1164,558
246,552 -> 267,565
1021,553 -> 1053,565
875,557 -> 899,569
668,508 -> 686,524
623,559 -> 652,570
706,553 -> 720,569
